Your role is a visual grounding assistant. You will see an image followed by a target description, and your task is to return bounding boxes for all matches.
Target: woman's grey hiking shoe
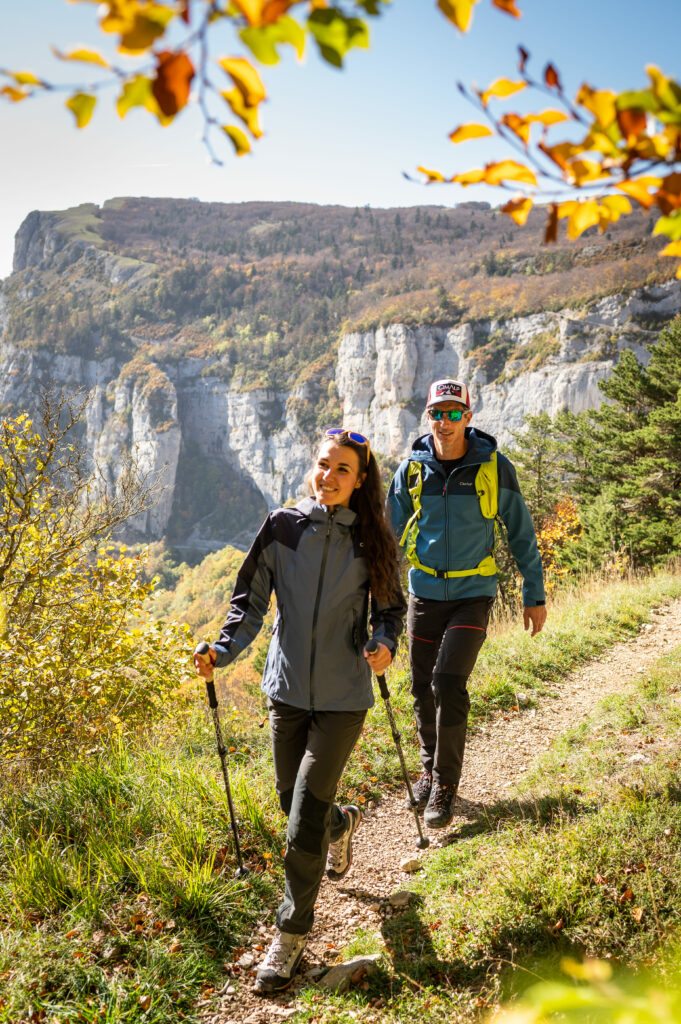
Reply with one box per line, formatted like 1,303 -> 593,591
254,929 -> 308,994
326,805 -> 362,880
406,770 -> 432,811
424,782 -> 457,828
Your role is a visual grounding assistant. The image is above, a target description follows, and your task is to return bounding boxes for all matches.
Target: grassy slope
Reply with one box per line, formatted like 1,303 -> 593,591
2,571 -> 681,1023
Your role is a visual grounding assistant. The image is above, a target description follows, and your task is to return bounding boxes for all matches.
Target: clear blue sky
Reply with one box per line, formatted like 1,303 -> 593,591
1,0 -> 678,279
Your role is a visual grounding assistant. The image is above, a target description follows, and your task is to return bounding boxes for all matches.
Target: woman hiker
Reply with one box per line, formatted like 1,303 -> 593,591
194,428 -> 405,995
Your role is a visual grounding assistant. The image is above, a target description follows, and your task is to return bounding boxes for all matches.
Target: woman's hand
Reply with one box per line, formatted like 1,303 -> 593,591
193,643 -> 216,679
363,641 -> 392,674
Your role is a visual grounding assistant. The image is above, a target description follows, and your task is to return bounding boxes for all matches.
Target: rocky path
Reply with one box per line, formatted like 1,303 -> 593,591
206,599 -> 681,1024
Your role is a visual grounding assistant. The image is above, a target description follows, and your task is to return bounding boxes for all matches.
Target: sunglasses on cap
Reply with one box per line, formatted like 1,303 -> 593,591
427,408 -> 466,422
325,427 -> 371,461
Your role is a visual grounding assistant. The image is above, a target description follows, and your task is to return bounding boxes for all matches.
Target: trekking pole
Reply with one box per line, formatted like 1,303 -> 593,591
194,641 -> 249,877
365,640 -> 429,850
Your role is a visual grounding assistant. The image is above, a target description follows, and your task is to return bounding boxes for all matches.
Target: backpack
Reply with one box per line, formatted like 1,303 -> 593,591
399,452 -> 500,578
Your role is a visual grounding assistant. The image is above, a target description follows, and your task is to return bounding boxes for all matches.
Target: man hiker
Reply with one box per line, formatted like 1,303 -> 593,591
387,378 -> 546,828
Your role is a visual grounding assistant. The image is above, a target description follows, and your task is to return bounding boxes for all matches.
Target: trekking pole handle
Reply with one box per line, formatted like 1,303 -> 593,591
365,639 -> 390,701
195,641 -> 217,705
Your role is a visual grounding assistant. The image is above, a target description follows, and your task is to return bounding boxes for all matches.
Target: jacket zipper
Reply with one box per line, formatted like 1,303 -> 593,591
309,509 -> 335,709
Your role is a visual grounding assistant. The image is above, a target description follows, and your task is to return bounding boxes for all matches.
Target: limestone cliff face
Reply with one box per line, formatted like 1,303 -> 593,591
2,269 -> 680,550
336,280 -> 681,454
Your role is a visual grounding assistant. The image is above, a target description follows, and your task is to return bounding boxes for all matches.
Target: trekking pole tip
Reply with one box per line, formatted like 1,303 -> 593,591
416,836 -> 430,849
235,865 -> 250,878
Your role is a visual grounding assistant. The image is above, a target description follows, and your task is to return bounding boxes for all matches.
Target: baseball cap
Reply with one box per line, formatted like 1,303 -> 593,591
426,379 -> 471,409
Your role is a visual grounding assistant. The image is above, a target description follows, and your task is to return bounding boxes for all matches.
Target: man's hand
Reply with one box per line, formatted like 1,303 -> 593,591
523,605 -> 547,637
364,641 -> 392,674
193,643 -> 216,679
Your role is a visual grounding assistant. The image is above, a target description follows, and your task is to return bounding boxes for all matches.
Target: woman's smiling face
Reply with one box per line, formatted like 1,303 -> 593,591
312,440 -> 364,509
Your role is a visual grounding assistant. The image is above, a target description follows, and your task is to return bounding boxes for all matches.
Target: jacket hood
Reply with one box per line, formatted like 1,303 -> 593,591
296,496 -> 358,526
409,426 -> 498,466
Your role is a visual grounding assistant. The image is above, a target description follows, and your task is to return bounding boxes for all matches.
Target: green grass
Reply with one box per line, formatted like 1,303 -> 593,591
2,570 -> 681,1022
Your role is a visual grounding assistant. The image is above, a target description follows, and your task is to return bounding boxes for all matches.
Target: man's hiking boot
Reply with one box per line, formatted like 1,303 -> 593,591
424,782 -> 457,828
406,770 -> 432,811
254,929 -> 308,995
326,805 -> 362,880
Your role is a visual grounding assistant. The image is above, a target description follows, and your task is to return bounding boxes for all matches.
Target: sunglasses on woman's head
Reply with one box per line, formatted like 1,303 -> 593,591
325,427 -> 371,461
428,408 -> 466,422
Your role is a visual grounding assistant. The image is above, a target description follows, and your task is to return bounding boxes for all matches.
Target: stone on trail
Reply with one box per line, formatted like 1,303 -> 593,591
388,891 -> 411,908
400,857 -> 422,873
319,954 -> 381,993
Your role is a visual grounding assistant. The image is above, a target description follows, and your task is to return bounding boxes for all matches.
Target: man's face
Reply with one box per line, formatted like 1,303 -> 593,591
427,401 -> 472,457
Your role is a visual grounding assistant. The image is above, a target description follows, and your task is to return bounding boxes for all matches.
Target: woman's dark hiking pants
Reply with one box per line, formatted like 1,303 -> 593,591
268,700 -> 366,935
408,594 -> 493,789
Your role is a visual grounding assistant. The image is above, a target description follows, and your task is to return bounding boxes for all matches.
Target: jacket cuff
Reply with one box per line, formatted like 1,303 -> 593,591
212,642 -> 232,668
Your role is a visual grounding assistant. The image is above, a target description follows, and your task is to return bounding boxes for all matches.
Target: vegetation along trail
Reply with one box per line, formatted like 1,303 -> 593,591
205,596 -> 681,1024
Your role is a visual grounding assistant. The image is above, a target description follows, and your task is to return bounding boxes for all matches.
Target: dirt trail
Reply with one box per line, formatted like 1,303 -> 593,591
207,598 -> 681,1024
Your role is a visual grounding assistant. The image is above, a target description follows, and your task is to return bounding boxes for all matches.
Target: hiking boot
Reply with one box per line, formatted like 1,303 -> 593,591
254,929 -> 308,995
326,805 -> 362,881
424,782 -> 457,829
406,770 -> 432,811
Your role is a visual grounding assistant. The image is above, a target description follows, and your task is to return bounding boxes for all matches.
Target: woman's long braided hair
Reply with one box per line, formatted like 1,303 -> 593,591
315,430 -> 400,605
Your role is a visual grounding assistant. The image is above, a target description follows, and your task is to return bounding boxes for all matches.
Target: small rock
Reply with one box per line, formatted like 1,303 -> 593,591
236,952 -> 256,968
517,692 -> 529,704
627,753 -> 649,763
388,891 -> 411,909
400,857 -> 422,873
318,954 -> 381,993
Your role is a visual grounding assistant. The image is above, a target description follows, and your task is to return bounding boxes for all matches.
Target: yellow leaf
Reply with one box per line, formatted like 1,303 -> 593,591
539,140 -> 581,170
660,240 -> 681,257
576,84 -> 617,128
222,124 -> 251,156
218,57 -> 266,106
221,89 -> 262,138
437,0 -> 478,32
616,176 -> 661,209
448,123 -> 493,144
481,78 -> 527,105
65,92 -> 97,128
417,166 -> 447,183
232,0 -> 266,25
483,160 -> 537,186
116,74 -> 173,125
565,200 -> 600,239
565,158 -> 607,185
530,108 -> 569,127
451,167 -> 486,186
501,196 -> 533,224
53,47 -> 110,68
9,70 -> 42,86
599,195 -> 631,219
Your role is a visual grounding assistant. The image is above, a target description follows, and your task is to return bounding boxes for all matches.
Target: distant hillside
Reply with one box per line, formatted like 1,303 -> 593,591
2,196 -> 666,397
1,196 -> 677,559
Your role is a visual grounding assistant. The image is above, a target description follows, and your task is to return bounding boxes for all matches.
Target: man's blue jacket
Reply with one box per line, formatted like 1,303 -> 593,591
387,427 -> 545,606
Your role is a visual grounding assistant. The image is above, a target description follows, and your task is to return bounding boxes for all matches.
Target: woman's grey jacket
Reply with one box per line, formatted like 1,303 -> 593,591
212,497 -> 406,712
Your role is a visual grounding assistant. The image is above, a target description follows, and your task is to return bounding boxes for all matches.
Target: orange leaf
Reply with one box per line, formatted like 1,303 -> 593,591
501,196 -> 533,224
437,0 -> 478,32
0,85 -> 29,102
544,63 -> 562,90
152,51 -> 194,116
656,172 -> 681,214
232,0 -> 266,26
492,0 -> 521,16
544,203 -> 558,243
501,113 -> 531,145
539,140 -> 581,171
481,77 -> 527,105
617,107 -> 647,141
518,45 -> 530,73
180,0 -> 190,24
632,906 -> 644,923
449,122 -> 493,144
616,176 -> 661,209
